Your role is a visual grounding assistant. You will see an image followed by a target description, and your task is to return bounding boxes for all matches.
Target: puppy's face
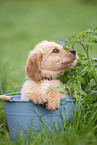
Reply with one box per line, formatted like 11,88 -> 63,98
39,42 -> 77,72
26,41 -> 77,82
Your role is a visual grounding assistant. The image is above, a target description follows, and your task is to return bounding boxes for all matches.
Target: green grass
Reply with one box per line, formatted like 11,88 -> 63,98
0,104 -> 97,145
0,0 -> 97,144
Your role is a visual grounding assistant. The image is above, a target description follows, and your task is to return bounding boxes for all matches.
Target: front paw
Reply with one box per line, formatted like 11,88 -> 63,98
45,98 -> 60,111
30,94 -> 47,105
45,90 -> 62,111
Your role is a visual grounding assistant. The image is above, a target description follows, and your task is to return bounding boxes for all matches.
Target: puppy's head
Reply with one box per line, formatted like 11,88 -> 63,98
25,41 -> 77,82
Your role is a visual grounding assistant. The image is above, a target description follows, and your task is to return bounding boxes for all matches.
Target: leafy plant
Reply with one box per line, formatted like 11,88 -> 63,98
57,28 -> 97,103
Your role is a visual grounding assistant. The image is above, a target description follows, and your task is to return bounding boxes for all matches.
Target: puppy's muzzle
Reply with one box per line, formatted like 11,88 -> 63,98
70,49 -> 76,55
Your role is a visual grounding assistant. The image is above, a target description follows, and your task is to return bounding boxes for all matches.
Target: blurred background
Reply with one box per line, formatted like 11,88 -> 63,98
0,0 -> 97,93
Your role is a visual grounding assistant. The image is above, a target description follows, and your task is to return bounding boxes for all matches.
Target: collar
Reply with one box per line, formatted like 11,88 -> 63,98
42,76 -> 52,81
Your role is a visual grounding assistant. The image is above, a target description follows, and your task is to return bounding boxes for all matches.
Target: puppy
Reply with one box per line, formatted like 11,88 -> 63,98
21,41 -> 77,110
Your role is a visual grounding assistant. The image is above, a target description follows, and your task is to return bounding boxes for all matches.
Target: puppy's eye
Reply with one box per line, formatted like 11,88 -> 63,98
52,49 -> 59,53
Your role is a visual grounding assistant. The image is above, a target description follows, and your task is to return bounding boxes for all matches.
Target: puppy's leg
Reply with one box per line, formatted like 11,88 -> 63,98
45,90 -> 62,111
23,93 -> 47,105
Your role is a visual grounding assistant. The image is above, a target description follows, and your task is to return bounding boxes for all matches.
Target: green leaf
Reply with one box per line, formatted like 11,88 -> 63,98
91,40 -> 97,43
86,94 -> 97,102
63,47 -> 69,50
91,36 -> 97,43
80,89 -> 87,96
79,76 -> 85,84
91,35 -> 97,40
50,85 -> 65,93
78,53 -> 85,58
94,70 -> 97,83
88,68 -> 94,79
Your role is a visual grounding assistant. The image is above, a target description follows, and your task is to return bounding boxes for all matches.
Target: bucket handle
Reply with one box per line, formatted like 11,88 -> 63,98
0,95 -> 12,101
0,92 -> 21,101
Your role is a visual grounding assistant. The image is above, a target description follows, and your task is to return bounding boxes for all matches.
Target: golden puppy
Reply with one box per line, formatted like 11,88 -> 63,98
21,41 -> 77,110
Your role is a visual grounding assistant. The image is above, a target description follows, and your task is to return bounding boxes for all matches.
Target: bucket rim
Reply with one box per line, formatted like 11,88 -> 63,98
3,92 -> 83,103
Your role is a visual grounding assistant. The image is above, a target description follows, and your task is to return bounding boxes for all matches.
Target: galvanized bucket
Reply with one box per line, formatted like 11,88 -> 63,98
2,92 -> 78,141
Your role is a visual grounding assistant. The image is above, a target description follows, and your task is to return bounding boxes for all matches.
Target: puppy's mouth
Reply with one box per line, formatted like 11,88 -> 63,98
62,56 -> 77,65
72,57 -> 76,61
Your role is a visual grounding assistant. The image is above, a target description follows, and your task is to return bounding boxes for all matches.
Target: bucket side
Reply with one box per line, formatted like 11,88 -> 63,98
3,94 -> 76,141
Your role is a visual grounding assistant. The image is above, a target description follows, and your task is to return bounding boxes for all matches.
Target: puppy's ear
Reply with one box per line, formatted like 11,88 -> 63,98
25,51 -> 43,82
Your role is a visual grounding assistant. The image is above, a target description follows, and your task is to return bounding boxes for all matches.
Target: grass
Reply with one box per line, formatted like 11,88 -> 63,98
0,0 -> 97,144
0,104 -> 97,145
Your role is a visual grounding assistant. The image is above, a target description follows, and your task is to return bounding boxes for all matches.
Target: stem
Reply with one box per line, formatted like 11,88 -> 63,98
84,46 -> 92,68
76,39 -> 97,85
76,39 -> 92,67
86,47 -> 97,85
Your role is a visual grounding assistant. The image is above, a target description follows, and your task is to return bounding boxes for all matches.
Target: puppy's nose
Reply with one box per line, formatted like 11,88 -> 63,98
70,49 -> 76,55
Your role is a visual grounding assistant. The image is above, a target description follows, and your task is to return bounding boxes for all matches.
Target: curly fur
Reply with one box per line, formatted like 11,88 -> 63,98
21,41 -> 77,110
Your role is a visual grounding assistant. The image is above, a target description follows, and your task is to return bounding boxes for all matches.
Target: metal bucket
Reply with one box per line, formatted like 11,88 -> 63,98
3,92 -> 78,141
